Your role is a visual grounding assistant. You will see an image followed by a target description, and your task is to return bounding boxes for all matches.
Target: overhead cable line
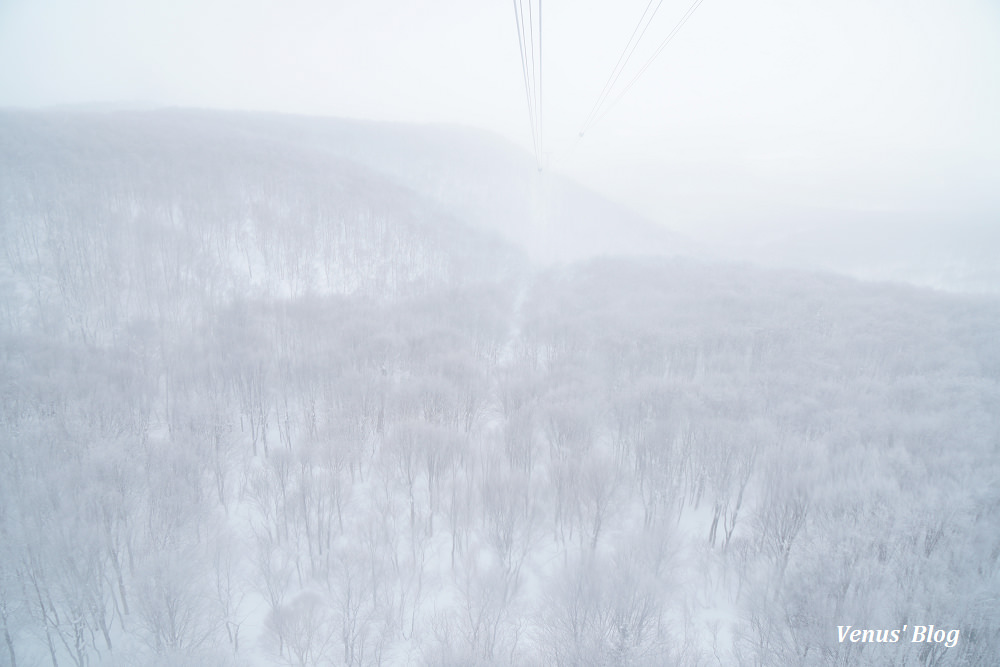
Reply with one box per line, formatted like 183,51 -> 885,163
582,0 -> 707,136
527,0 -> 543,168
513,0 -> 538,160
538,0 -> 543,164
512,0 -> 543,169
527,1 -> 538,101
579,0 -> 666,136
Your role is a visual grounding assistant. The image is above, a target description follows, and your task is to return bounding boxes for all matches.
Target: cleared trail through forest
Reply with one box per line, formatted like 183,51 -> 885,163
498,274 -> 533,367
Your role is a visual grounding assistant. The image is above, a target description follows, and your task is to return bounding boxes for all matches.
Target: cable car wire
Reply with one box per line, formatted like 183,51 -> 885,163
512,0 -> 543,169
513,0 -> 538,162
579,0 -> 666,137
588,0 -> 706,132
538,0 -> 543,165
527,0 -> 543,166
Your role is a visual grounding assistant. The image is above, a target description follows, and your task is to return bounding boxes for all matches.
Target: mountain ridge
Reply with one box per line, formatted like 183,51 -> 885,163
0,107 -> 694,264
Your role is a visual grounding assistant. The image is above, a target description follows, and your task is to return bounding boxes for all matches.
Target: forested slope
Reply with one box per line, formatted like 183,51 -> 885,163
1,111 -> 998,666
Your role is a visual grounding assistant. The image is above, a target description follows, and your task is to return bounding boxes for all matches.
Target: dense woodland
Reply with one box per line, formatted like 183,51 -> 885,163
1,111 -> 999,666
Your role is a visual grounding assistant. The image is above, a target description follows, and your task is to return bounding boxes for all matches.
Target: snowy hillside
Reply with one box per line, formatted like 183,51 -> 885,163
0,110 -> 998,667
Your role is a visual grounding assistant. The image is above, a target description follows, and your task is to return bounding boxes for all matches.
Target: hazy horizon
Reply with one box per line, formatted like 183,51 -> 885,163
3,0 -> 998,258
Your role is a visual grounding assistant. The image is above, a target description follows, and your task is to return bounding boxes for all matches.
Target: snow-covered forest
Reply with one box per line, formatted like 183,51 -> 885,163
1,110 -> 998,666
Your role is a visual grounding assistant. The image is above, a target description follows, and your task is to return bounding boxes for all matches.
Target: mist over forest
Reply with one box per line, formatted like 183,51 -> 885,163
1,110 -> 999,666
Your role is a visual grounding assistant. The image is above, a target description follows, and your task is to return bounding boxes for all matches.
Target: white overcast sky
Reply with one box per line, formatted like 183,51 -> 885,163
2,0 -> 998,239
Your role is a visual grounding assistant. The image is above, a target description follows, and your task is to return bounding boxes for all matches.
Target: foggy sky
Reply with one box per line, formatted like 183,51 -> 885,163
2,0 -> 998,240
